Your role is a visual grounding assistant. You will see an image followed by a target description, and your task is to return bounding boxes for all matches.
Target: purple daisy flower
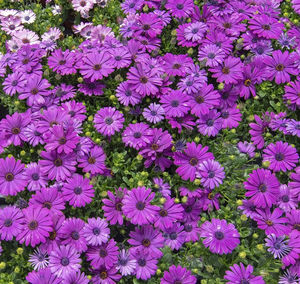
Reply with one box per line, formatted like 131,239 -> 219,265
61,100 -> 87,122
52,84 -> 76,102
263,141 -> 299,172
143,103 -> 165,124
116,249 -> 136,276
0,156 -> 27,196
128,225 -> 164,258
86,238 -> 119,269
184,21 -> 207,43
23,162 -> 48,191
220,105 -> 242,129
244,168 -> 280,208
224,263 -> 265,284
80,51 -> 114,82
238,199 -> 259,219
163,222 -> 185,250
122,123 -> 153,150
78,79 -> 105,96
160,90 -> 190,118
196,110 -> 223,137
49,245 -> 81,278
277,184 -> 298,213
153,177 -> 171,197
265,234 -> 291,259
122,186 -> 159,225
16,206 -> 52,247
196,159 -> 225,189
83,217 -> 110,246
64,271 -> 89,284
0,206 -> 23,241
161,265 -> 197,284
255,208 -> 289,237
3,71 -> 27,96
182,197 -> 202,222
132,249 -> 158,280
26,268 -> 62,284
39,150 -> 77,181
162,53 -> 193,77
282,230 -> 300,268
62,173 -> 94,208
284,79 -> 300,107
177,73 -> 206,95
116,81 -> 141,106
60,217 -> 87,253
102,188 -> 127,225
48,49 -> 76,75
249,115 -> 269,149
29,247 -> 49,271
237,141 -> 256,158
91,265 -> 121,283
286,119 -> 300,137
94,107 -> 124,137
167,115 -> 196,134
184,221 -> 201,243
198,44 -> 225,67
200,218 -> 240,255
165,0 -> 194,18
174,142 -> 214,181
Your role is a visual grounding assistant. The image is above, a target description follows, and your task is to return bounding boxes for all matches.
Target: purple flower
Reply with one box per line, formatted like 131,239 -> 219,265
29,247 -> 49,271
198,44 -> 225,68
26,268 -> 62,284
3,71 -> 27,96
200,218 -> 240,255
162,53 -> 193,77
78,79 -> 105,96
94,107 -> 124,137
121,0 -> 143,14
108,47 -> 131,69
196,159 -> 225,189
255,208 -> 289,237
284,79 -> 300,107
62,173 -> 94,207
184,21 -> 207,43
0,156 -> 27,196
143,103 -> 165,124
278,270 -> 299,284
161,265 -> 196,284
237,141 -> 256,158
48,49 -> 76,75
122,123 -> 152,150
282,230 -> 300,268
220,105 -> 242,129
49,245 -> 81,278
249,115 -> 269,149
83,217 -> 110,246
86,239 -> 119,269
224,263 -> 265,284
133,13 -> 163,38
163,222 -> 185,250
277,184 -> 298,213
0,206 -> 23,241
167,115 -> 196,134
23,162 -> 48,191
116,81 -> 141,106
91,266 -> 121,283
61,100 -> 87,121
64,271 -> 89,284
17,206 -> 52,247
165,0 -> 195,18
123,187 -> 159,225
196,110 -> 223,137
174,142 -> 214,181
286,119 -> 300,137
244,168 -> 280,208
184,221 -> 201,243
265,234 -> 291,259
264,50 -> 298,84
116,249 -> 136,276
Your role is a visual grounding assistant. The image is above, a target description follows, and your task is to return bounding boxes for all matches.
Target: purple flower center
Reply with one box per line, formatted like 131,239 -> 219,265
71,231 -> 80,240
25,16 -> 30,21
59,137 -> 66,145
185,205 -> 192,213
206,119 -> 214,126
115,202 -> 123,211
54,158 -> 63,167
93,64 -> 101,71
191,28 -> 199,34
151,144 -> 159,150
259,184 -> 267,192
80,1 -> 86,7
12,127 -> 20,134
11,80 -> 18,86
59,60 -> 66,65
221,111 -> 229,119
208,171 -> 215,178
214,231 -> 224,240
186,80 -> 193,86
222,67 -> 230,74
241,280 -> 249,284
169,232 -> 177,240
4,219 -> 12,227
136,201 -> 145,210
5,172 -> 14,181
43,202 -> 52,209
143,24 -> 150,31
274,242 -> 282,249
150,110 -> 157,116
223,22 -> 231,29
140,76 -> 148,84
125,90 -> 132,96
275,153 -> 284,161
28,220 -> 38,230
9,24 -> 15,30
207,53 -> 216,59
99,248 -> 108,257
119,258 -> 128,266
133,132 -> 142,138
31,88 -> 39,95
176,3 -> 183,9
31,173 -> 39,181
184,224 -> 193,232
105,117 -> 114,125
142,239 -> 151,247
74,187 -> 82,195
159,209 -> 168,217
88,157 -> 96,164
173,63 -> 181,69
171,100 -> 179,107
115,55 -> 121,61
189,157 -> 198,166
129,2 -> 135,8
93,227 -> 100,235
137,258 -> 146,267
262,24 -> 270,30
281,195 -> 289,203
276,64 -> 284,71
60,257 -> 69,266
69,111 -> 75,117
100,271 -> 108,279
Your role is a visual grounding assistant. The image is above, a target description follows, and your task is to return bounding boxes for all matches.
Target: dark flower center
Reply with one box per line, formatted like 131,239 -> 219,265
259,184 -> 267,192
100,271 -> 108,279
150,110 -> 157,116
54,158 -> 63,167
4,219 -> 12,227
214,231 -> 224,240
43,202 -> 52,209
191,28 -> 199,34
23,58 -> 29,64
74,187 -> 82,195
9,24 -> 15,30
69,111 -> 75,117
119,258 -> 128,265
173,63 -> 181,69
11,80 -> 18,86
59,137 -> 66,145
274,242 -> 282,249
185,206 -> 192,213
136,201 -> 145,210
207,53 -> 216,59
276,64 -> 284,71
12,127 -> 21,134
174,281 -> 182,284
105,117 -> 114,125
133,132 -> 142,138
223,22 -> 231,29
266,220 -> 273,226
31,173 -> 39,181
61,257 -> 69,266
71,231 -> 80,240
115,56 -> 121,61
28,220 -> 38,230
140,76 -> 148,84
93,227 -> 100,235
275,153 -> 284,161
80,0 -> 86,6
208,171 -> 215,178
189,157 -> 198,166
138,258 -> 146,267
115,202 -> 122,211
125,90 -> 132,97
169,232 -> 177,240
50,121 -> 58,127
93,64 -> 101,71
142,239 -> 151,247
129,2 -> 135,8
49,230 -> 57,240
186,80 -> 193,86
31,88 -> 39,95
25,16 -> 30,21
143,24 -> 150,30
262,24 -> 270,30
244,79 -> 251,87
184,224 -> 193,232
88,157 -> 96,164
195,95 -> 204,104
222,67 -> 230,74
151,144 -> 159,150
206,119 -> 214,126
5,172 -> 14,181
176,3 -> 183,9
99,248 -> 107,257
159,209 -> 168,217
59,60 -> 66,65
241,280 -> 250,284
221,111 -> 229,119
293,224 -> 300,231
208,192 -> 214,200
171,100 -> 179,107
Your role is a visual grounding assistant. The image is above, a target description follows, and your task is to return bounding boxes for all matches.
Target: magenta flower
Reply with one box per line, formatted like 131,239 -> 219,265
263,141 -> 299,172
26,268 -> 62,284
0,156 -> 27,196
224,263 -> 265,284
94,107 -> 124,137
161,265 -> 197,284
284,79 -> 300,107
165,0 -> 195,18
200,218 -> 240,255
244,168 -> 280,208
116,249 -> 136,276
133,12 -> 163,38
64,272 -> 89,284
116,81 -> 141,106
174,142 -> 214,181
196,109 -> 223,137
82,217 -> 110,246
62,173 -> 94,207
48,49 -> 76,75
0,206 -> 23,241
162,53 -> 193,77
23,162 -> 48,191
143,103 -> 165,124
163,222 -> 186,250
122,187 -> 159,225
277,184 -> 298,213
91,266 -> 121,283
17,206 -> 52,247
3,71 -> 27,96
198,44 -> 225,67
249,114 -> 269,149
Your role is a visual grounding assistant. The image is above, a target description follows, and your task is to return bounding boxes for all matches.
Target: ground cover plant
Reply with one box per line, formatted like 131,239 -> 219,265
0,0 -> 299,283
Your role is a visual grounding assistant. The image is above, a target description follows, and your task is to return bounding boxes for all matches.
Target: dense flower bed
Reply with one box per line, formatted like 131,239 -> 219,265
0,0 -> 299,283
